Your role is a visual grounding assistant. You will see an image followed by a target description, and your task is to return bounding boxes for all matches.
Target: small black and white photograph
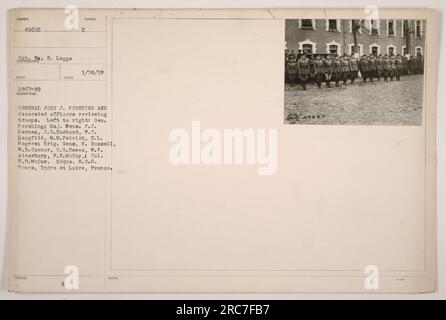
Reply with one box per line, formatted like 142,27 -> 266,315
284,19 -> 426,125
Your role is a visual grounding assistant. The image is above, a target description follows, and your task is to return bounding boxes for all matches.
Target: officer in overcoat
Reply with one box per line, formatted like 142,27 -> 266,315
375,54 -> 384,81
314,55 -> 325,89
359,55 -> 370,83
390,55 -> 397,80
323,55 -> 334,88
395,54 -> 403,81
383,54 -> 392,81
286,50 -> 298,85
297,54 -> 310,90
340,54 -> 351,85
368,55 -> 377,82
332,55 -> 343,87
349,54 -> 359,83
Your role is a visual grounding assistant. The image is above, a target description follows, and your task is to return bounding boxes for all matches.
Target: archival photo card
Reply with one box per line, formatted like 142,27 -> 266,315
7,8 -> 437,293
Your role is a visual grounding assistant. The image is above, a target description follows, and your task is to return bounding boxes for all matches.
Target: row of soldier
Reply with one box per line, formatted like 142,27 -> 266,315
285,50 -> 424,90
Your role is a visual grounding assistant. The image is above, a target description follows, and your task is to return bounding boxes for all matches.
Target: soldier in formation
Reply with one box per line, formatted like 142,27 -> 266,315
332,56 -> 343,87
395,54 -> 403,81
408,55 -> 424,75
323,55 -> 333,88
350,54 -> 359,83
383,54 -> 393,81
297,54 -> 310,90
340,54 -> 351,85
359,55 -> 370,83
284,51 -> 423,89
285,50 -> 299,86
314,55 -> 325,89
375,54 -> 384,81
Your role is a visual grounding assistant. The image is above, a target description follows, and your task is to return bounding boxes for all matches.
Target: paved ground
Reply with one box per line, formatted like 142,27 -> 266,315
284,74 -> 424,125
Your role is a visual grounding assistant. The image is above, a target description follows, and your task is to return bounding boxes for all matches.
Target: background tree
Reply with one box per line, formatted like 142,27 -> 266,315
403,20 -> 412,56
351,19 -> 370,56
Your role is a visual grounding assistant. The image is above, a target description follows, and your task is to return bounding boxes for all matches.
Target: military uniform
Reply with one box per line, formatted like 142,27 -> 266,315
383,56 -> 392,81
408,56 -> 416,75
349,56 -> 359,83
340,56 -> 351,84
296,51 -> 303,62
323,56 -> 333,88
390,56 -> 397,80
297,55 -> 310,90
286,52 -> 298,85
368,56 -> 377,81
314,57 -> 325,89
402,56 -> 409,75
359,56 -> 370,82
308,57 -> 315,85
395,55 -> 403,81
332,57 -> 342,87
417,56 -> 424,74
375,56 -> 384,81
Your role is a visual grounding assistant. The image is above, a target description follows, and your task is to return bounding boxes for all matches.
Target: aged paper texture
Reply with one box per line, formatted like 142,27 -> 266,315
7,8 -> 437,293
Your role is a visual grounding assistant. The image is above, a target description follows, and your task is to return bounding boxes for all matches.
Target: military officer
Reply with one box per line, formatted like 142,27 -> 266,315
297,54 -> 310,90
296,49 -> 303,61
323,55 -> 333,88
418,55 -> 424,74
349,54 -> 359,83
332,55 -> 343,87
284,49 -> 290,83
402,55 -> 409,75
308,55 -> 316,86
375,54 -> 384,81
340,54 -> 351,85
286,50 -> 298,86
408,55 -> 416,75
359,55 -> 370,83
395,54 -> 403,81
313,55 -> 325,89
368,55 -> 377,82
390,55 -> 397,81
383,54 -> 392,81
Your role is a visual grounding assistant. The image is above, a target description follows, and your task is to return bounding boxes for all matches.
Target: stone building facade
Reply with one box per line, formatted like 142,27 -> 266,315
285,19 -> 425,57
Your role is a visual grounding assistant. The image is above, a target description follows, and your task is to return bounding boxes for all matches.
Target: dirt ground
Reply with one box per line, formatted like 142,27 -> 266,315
284,74 -> 424,125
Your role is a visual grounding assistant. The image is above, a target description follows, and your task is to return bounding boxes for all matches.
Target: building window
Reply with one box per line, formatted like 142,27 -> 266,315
328,45 -> 338,54
402,45 -> 409,56
416,20 -> 422,37
416,46 -> 423,57
298,39 -> 317,54
328,20 -> 338,31
387,20 -> 395,36
301,19 -> 314,29
387,45 -> 396,56
369,43 -> 381,55
369,19 -> 380,35
349,43 -> 363,56
402,20 -> 409,37
326,41 -> 341,55
302,44 -> 313,53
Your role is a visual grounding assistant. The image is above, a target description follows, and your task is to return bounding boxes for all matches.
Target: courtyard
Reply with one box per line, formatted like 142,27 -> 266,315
284,74 -> 424,126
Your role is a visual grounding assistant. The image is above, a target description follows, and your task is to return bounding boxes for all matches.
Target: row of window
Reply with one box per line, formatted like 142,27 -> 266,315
293,39 -> 423,57
297,19 -> 424,38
